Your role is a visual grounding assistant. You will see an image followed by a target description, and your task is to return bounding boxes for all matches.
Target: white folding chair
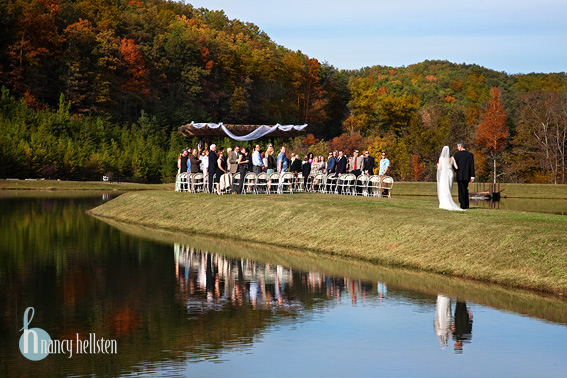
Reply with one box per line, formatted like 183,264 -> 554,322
192,173 -> 205,192
267,172 -> 280,194
310,173 -> 325,193
325,173 -> 337,194
242,172 -> 257,195
278,172 -> 295,194
255,172 -> 268,194
379,176 -> 394,198
367,175 -> 381,197
356,174 -> 370,196
231,172 -> 241,193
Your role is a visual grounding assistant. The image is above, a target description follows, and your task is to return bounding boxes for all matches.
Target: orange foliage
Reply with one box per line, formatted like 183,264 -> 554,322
388,69 -> 396,76
443,95 -> 456,103
425,75 -> 437,82
412,154 -> 424,181
120,38 -> 150,97
126,0 -> 144,8
303,133 -> 318,146
377,86 -> 388,96
23,91 -> 46,110
476,87 -> 508,154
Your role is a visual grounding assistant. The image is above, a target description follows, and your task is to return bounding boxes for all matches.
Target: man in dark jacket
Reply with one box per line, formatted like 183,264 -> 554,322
363,150 -> 375,176
208,144 -> 218,194
453,142 -> 475,209
336,150 -> 347,174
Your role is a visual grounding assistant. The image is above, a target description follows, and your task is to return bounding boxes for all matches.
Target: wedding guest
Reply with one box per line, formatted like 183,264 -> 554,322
302,153 -> 312,188
252,144 -> 264,175
349,149 -> 363,176
179,149 -> 189,173
277,146 -> 289,173
266,146 -> 276,176
290,153 -> 302,173
237,147 -> 250,194
200,149 -> 209,175
226,147 -> 233,172
228,146 -> 240,174
208,144 -> 217,193
326,152 -> 336,174
363,150 -> 375,175
336,150 -> 347,174
190,149 -> 201,173
215,147 -> 228,195
379,152 -> 390,177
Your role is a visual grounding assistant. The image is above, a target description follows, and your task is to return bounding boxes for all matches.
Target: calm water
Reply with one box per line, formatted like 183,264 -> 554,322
1,193 -> 567,378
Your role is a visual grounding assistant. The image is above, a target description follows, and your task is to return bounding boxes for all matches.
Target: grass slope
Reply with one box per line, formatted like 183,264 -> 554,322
90,191 -> 567,295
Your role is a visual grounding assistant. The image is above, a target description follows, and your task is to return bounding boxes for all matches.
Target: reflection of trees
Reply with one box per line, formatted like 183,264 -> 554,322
1,195 -> 389,378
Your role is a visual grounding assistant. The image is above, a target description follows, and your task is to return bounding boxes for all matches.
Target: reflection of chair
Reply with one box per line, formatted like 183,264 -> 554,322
279,172 -> 295,194
255,172 -> 268,194
267,172 -> 280,194
356,174 -> 370,196
192,173 -> 205,192
231,172 -> 241,193
367,175 -> 381,197
379,176 -> 394,198
242,172 -> 257,194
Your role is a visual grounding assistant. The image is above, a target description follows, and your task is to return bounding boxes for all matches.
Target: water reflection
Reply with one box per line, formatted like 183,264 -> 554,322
3,193 -> 567,378
434,295 -> 473,353
173,243 -> 386,313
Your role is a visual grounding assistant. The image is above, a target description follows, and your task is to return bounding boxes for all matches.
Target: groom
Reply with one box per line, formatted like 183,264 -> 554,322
453,142 -> 475,210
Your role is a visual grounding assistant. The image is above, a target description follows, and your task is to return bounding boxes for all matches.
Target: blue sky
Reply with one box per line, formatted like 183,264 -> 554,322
187,0 -> 567,74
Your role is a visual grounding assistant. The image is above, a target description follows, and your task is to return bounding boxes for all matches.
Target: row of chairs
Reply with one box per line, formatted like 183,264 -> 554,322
175,171 -> 394,197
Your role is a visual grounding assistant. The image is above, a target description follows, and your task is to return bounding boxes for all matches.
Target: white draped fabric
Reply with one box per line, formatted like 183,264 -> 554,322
190,122 -> 308,141
437,146 -> 464,211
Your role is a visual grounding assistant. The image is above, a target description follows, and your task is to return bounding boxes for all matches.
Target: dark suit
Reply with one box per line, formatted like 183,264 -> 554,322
453,149 -> 475,209
336,156 -> 347,174
363,155 -> 375,175
208,150 -> 217,193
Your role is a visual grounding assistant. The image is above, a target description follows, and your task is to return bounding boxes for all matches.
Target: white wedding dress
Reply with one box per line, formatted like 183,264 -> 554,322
437,146 -> 464,211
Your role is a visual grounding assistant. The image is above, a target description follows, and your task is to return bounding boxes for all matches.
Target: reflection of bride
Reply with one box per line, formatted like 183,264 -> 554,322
434,295 -> 452,349
437,146 -> 464,211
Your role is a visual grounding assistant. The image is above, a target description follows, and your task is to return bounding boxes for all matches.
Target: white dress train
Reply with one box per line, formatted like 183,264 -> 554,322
437,157 -> 464,211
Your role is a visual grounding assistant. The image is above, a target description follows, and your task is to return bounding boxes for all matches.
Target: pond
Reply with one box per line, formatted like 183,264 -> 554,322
1,193 -> 567,377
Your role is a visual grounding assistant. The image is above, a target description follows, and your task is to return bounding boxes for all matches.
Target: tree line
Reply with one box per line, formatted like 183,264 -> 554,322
1,0 -> 566,183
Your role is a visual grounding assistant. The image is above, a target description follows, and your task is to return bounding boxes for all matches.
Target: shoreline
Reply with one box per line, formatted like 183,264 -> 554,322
88,191 -> 567,296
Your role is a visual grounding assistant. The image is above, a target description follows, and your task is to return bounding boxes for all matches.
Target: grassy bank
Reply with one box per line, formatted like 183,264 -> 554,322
90,191 -> 567,295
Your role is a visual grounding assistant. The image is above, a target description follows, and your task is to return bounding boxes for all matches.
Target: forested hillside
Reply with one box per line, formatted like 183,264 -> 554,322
1,0 -> 565,183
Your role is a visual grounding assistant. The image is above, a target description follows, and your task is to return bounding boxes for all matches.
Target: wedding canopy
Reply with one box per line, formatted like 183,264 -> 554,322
178,122 -> 308,141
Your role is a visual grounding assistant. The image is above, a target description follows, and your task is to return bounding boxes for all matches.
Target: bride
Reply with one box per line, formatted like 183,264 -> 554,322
437,146 -> 464,211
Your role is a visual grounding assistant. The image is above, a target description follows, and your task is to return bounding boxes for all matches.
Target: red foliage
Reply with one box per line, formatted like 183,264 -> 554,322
303,133 -> 318,146
120,38 -> 150,97
328,132 -> 367,155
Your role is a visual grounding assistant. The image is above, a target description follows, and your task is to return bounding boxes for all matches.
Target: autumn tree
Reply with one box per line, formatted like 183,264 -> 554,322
476,87 -> 508,183
516,91 -> 567,184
